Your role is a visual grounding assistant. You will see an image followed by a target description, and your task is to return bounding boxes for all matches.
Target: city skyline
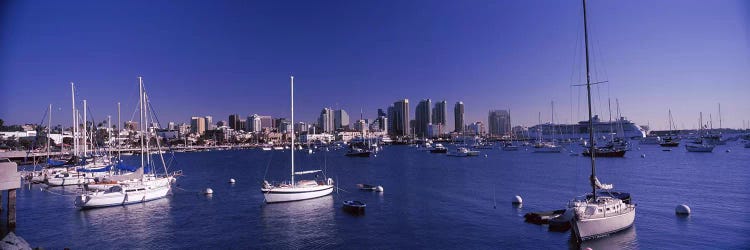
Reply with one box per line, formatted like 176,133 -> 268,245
2,1 -> 749,131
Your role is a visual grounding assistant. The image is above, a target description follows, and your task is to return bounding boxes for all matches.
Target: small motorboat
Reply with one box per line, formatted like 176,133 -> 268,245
342,200 -> 366,214
429,144 -> 448,153
357,184 -> 383,192
447,147 -> 480,157
345,147 -> 371,157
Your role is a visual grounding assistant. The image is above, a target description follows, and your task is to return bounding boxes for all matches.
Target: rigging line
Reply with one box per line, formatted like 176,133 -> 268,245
262,149 -> 274,181
25,107 -> 50,162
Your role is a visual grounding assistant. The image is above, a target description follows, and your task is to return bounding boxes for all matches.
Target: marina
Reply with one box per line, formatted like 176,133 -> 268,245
9,141 -> 750,248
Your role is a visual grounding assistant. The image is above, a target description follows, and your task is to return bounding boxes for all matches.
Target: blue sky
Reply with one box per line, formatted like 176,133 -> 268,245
1,0 -> 748,131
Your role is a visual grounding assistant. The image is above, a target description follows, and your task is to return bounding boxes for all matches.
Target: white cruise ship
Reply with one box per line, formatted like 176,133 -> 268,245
527,115 -> 645,141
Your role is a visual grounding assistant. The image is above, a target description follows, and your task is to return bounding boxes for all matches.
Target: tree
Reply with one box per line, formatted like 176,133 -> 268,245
0,118 -> 4,129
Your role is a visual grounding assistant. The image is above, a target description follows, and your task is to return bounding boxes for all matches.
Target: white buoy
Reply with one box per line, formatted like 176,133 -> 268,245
641,154 -> 646,158
229,178 -> 236,184
512,195 -> 523,204
375,186 -> 384,192
675,204 -> 691,215
204,188 -> 214,195
726,149 -> 731,153
484,154 -> 488,158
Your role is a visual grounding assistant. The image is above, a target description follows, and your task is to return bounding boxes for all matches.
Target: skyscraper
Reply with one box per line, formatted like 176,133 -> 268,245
247,114 -> 262,132
377,108 -> 386,117
387,106 -> 395,135
334,109 -> 349,131
204,116 -> 213,130
488,110 -> 511,136
392,99 -> 410,137
415,99 -> 432,137
191,116 -> 205,135
432,100 -> 447,126
318,108 -> 334,133
454,101 -> 464,133
228,114 -> 240,130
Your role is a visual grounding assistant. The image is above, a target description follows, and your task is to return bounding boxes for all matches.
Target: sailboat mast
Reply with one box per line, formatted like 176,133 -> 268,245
47,104 -> 52,157
582,0 -> 597,199
83,99 -> 87,156
117,102 -> 121,161
290,76 -> 295,186
71,82 -> 77,156
139,77 -> 145,170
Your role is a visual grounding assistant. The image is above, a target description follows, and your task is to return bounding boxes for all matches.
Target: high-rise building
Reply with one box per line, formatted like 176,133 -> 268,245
259,116 -> 274,130
377,108 -> 387,117
415,99 -> 432,137
387,106 -> 395,135
488,110 -> 511,136
467,121 -> 484,135
228,114 -> 240,130
334,109 -> 349,130
191,116 -> 206,135
318,108 -> 334,133
392,99 -> 410,137
167,122 -> 176,131
432,100 -> 447,126
204,116 -> 213,130
375,116 -> 388,134
238,120 -> 247,131
454,101 -> 464,133
247,114 -> 262,132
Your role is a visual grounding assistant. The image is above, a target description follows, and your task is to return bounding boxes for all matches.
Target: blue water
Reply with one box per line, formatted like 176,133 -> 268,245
13,142 -> 750,249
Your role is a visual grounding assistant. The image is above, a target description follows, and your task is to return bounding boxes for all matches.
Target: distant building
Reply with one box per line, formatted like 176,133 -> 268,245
387,106 -> 395,135
294,122 -> 309,134
488,110 -> 511,136
467,121 -> 484,136
259,116 -> 274,130
392,99 -> 410,137
354,119 -> 368,134
228,114 -> 240,130
377,108 -> 387,117
427,123 -> 444,138
191,117 -> 206,135
238,120 -> 247,131
217,120 -> 226,127
432,100 -> 447,127
334,109 -> 349,131
318,108 -> 334,133
167,122 -> 176,131
204,116 -> 213,130
415,99 -> 432,138
454,101 -> 464,133
247,114 -> 262,133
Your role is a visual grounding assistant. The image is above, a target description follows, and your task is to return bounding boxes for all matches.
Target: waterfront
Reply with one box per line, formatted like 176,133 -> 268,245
13,142 -> 750,249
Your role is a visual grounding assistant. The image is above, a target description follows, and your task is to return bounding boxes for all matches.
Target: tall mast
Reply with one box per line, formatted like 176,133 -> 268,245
71,82 -> 77,156
117,102 -> 121,161
718,103 -> 722,129
145,93 -> 150,168
290,76 -> 295,186
139,77 -> 145,170
47,104 -> 52,157
582,0 -> 597,199
83,99 -> 88,156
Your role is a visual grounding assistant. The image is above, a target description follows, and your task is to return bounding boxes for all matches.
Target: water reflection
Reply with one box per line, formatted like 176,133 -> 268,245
260,196 -> 338,248
76,198 -> 173,248
569,226 -> 638,250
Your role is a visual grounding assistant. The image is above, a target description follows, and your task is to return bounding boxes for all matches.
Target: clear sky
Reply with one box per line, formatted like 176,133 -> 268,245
2,0 -> 748,131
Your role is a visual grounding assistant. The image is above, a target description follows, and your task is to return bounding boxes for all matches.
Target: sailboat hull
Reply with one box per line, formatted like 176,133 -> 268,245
262,185 -> 334,203
572,206 -> 635,241
75,182 -> 171,208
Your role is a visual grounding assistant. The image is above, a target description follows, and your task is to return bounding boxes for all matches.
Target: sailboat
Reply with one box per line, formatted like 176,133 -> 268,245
261,76 -> 334,203
659,110 -> 680,147
567,0 -> 636,241
686,112 -> 715,152
533,112 -> 562,153
74,76 -> 178,209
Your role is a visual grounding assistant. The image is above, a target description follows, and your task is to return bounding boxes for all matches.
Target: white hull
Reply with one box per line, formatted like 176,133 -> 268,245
47,176 -> 90,186
573,205 -> 635,241
261,185 -> 333,203
75,178 -> 172,208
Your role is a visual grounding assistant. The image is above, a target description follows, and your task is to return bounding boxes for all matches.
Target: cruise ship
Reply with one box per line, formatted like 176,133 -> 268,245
527,115 -> 646,141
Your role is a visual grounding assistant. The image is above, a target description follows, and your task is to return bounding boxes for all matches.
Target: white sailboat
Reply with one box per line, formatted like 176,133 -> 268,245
568,0 -> 635,241
261,76 -> 334,203
75,76 -> 177,209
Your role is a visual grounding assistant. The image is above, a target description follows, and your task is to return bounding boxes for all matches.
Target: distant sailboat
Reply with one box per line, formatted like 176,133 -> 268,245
261,76 -> 334,203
